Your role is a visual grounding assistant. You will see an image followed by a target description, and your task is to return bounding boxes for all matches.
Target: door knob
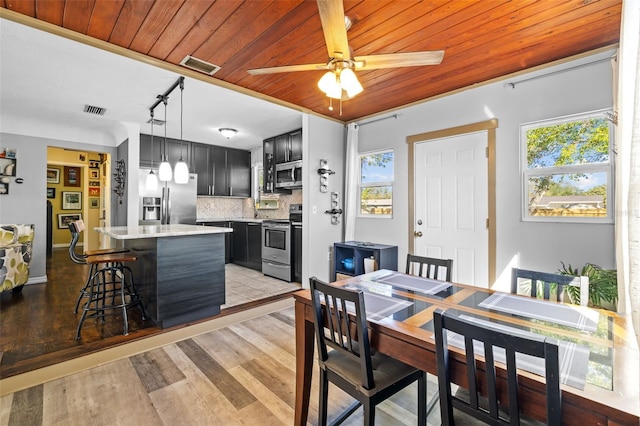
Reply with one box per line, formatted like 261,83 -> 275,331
414,231 -> 423,237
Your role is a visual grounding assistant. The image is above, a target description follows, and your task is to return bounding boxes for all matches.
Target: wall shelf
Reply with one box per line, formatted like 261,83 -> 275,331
333,241 -> 398,281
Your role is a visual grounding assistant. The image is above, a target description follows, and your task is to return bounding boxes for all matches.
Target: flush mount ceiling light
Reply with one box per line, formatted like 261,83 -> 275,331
219,128 -> 238,139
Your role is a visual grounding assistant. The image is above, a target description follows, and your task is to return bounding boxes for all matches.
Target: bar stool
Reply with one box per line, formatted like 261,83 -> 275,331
68,220 -> 129,313
75,251 -> 146,340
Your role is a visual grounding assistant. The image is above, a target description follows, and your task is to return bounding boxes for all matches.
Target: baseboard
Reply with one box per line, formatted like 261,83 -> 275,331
26,276 -> 47,285
52,243 -> 81,248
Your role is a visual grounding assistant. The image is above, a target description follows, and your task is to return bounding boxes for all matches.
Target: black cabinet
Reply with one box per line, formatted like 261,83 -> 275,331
293,224 -> 302,283
230,221 -> 262,271
140,134 -> 190,168
202,222 -> 231,263
332,241 -> 398,281
192,143 -> 251,197
247,222 -> 263,271
263,128 -> 302,193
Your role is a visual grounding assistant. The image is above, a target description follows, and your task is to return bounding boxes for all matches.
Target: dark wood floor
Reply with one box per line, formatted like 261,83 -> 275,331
0,248 -> 297,379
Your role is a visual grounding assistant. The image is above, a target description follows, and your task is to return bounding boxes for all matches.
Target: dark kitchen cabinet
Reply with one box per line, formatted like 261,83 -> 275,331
263,128 -> 302,193
231,221 -> 262,271
247,222 -> 263,271
202,221 -> 231,263
232,222 -> 248,263
140,134 -> 190,168
192,143 -> 251,197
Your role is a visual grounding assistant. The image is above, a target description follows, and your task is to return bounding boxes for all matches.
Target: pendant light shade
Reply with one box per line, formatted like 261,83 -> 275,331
158,97 -> 172,182
340,68 -> 363,98
174,79 -> 189,184
146,169 -> 158,190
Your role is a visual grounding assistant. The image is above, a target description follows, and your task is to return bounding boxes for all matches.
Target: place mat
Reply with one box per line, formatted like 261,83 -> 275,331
446,315 -> 589,390
373,272 -> 452,295
479,293 -> 597,332
321,291 -> 412,321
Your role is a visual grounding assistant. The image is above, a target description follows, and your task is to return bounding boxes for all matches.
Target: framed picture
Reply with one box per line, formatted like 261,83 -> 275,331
62,191 -> 82,209
89,198 -> 100,209
5,148 -> 16,159
89,187 -> 100,196
0,182 -> 8,195
64,166 -> 81,187
90,169 -> 100,179
88,180 -> 100,187
47,168 -> 60,184
58,213 -> 82,229
89,160 -> 100,169
47,187 -> 56,198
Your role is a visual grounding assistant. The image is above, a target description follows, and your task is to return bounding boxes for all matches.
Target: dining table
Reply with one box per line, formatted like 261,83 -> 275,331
293,270 -> 639,425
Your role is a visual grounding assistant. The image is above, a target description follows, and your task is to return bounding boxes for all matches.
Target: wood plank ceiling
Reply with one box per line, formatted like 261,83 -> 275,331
1,0 -> 621,122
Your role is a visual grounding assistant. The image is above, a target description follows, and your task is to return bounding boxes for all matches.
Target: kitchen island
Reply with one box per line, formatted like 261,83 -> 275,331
96,224 -> 232,328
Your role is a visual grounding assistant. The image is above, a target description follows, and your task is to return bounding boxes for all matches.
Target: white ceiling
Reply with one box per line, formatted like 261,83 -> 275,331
0,18 -> 304,151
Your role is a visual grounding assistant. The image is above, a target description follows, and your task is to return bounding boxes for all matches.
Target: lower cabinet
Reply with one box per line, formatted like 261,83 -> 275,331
231,221 -> 262,271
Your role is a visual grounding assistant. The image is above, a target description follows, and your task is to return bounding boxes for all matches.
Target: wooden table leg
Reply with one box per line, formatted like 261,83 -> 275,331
294,299 -> 315,426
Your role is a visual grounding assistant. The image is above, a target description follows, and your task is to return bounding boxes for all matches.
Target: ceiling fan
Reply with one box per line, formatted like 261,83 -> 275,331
247,0 -> 444,111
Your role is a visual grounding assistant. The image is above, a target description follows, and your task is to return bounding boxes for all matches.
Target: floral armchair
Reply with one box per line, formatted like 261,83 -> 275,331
0,224 -> 35,293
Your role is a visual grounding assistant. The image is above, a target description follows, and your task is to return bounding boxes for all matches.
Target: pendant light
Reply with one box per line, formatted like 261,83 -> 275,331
174,79 -> 189,184
158,96 -> 172,182
146,110 -> 158,190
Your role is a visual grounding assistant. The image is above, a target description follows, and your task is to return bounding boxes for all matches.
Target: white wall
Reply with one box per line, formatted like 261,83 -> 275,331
355,50 -> 616,290
0,133 -> 117,282
303,114 -> 346,284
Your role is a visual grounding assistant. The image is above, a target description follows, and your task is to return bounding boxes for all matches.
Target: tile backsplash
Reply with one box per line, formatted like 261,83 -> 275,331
197,189 -> 302,220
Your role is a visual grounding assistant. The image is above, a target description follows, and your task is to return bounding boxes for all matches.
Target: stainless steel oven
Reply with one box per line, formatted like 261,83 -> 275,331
262,219 -> 291,281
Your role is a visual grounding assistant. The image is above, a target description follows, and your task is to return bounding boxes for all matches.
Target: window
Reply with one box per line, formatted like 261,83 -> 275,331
359,150 -> 394,217
521,109 -> 614,223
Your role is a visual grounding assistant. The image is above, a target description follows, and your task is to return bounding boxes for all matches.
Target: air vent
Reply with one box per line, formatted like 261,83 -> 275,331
146,118 -> 165,126
84,104 -> 106,115
180,55 -> 221,75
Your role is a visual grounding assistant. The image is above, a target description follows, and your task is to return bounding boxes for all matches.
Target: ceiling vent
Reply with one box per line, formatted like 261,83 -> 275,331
180,55 -> 221,75
146,118 -> 165,126
84,104 -> 106,115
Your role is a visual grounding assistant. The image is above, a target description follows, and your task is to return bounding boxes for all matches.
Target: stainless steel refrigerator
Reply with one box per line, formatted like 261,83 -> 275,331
138,168 -> 197,225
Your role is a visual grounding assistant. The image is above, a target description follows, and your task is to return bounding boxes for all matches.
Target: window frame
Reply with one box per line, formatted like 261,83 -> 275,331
520,109 -> 614,224
358,149 -> 394,219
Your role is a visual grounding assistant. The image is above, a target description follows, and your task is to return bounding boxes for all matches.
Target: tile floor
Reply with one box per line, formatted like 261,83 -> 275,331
222,263 -> 303,309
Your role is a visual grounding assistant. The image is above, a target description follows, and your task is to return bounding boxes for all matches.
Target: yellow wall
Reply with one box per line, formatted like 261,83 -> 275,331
47,147 -> 105,251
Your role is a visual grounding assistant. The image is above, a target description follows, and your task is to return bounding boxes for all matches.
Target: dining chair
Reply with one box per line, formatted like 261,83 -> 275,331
433,308 -> 562,425
511,268 -> 589,306
406,254 -> 453,281
309,276 -> 427,425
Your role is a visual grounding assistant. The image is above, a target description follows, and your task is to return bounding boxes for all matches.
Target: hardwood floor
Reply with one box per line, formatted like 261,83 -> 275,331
0,248 -> 301,379
0,307 -> 443,425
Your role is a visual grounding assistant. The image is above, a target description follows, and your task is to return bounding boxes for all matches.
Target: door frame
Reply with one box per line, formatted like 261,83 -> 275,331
407,119 -> 498,285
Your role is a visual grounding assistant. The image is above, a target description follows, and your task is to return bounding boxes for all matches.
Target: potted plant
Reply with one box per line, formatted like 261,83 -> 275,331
559,262 -> 618,309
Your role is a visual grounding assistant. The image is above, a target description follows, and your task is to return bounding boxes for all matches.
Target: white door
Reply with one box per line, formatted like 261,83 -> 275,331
414,132 -> 488,287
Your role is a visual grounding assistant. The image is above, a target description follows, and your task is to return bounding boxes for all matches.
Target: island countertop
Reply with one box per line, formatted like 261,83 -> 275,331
95,224 -> 232,240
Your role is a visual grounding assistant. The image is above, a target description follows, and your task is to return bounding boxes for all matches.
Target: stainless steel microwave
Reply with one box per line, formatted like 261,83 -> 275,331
275,160 -> 302,189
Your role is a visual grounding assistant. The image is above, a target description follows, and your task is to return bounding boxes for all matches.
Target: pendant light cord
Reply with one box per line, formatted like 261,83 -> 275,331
179,80 -> 184,160
150,110 -> 154,168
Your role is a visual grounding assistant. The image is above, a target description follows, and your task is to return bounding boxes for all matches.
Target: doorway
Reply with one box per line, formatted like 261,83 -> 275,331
408,119 -> 497,287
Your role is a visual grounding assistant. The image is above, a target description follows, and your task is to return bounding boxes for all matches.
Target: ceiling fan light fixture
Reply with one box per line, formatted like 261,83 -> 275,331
340,68 -> 363,98
318,71 -> 343,99
219,128 -> 238,139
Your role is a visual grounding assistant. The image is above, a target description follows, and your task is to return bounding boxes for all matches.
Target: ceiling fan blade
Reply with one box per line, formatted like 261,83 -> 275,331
247,63 -> 328,75
354,51 -> 445,70
317,0 -> 351,60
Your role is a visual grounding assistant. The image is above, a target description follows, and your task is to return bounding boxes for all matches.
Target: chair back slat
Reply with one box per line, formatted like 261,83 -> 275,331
512,267 -> 589,306
405,254 -> 453,281
309,277 -> 375,390
434,308 -> 562,425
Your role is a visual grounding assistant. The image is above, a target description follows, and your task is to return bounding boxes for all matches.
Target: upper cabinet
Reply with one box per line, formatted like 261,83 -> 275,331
263,128 -> 302,193
140,134 -> 191,169
140,135 -> 250,197
191,143 -> 251,197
